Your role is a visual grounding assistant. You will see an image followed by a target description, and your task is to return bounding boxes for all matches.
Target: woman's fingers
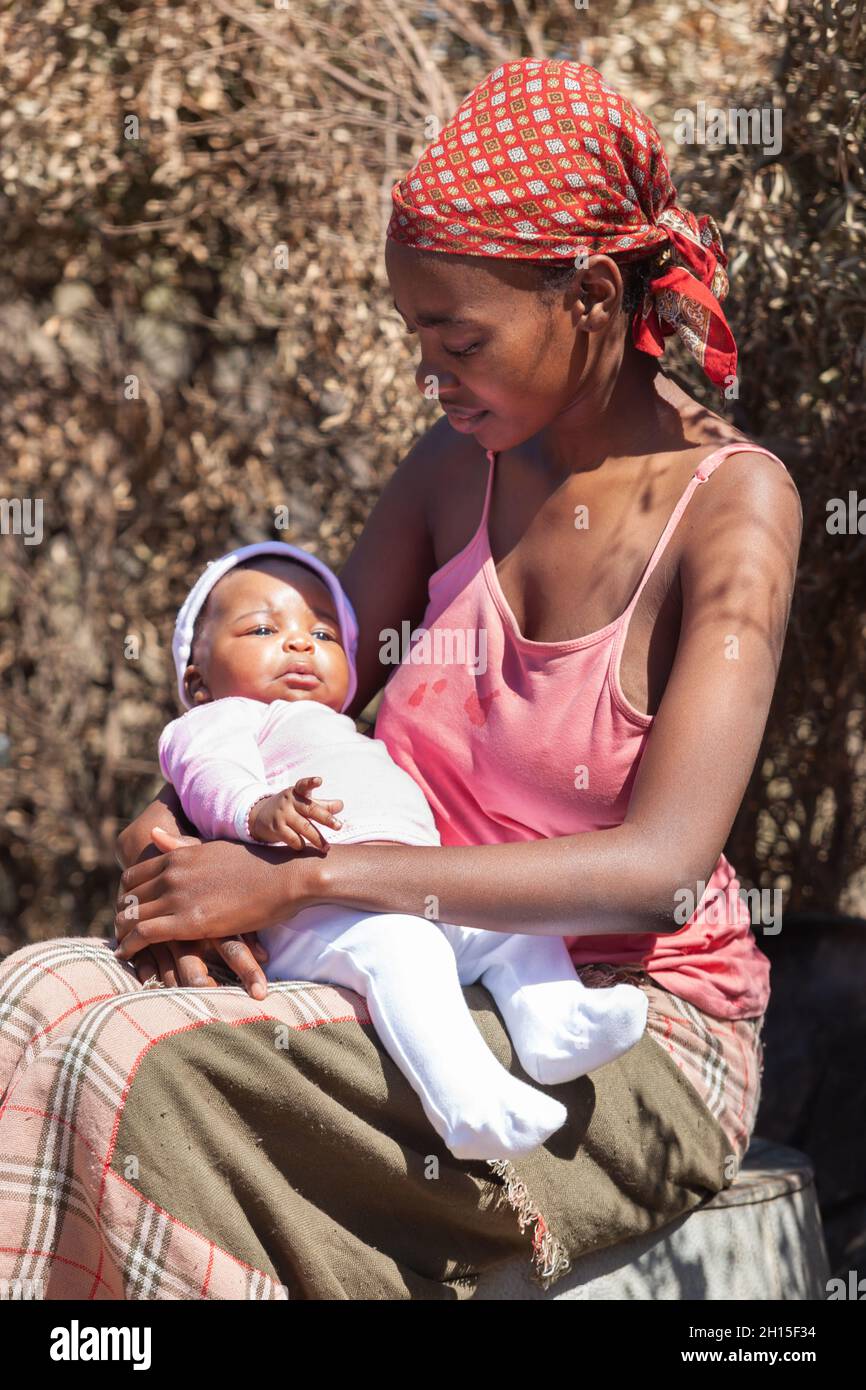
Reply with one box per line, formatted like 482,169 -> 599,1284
132,948 -> 160,986
151,826 -> 202,851
115,877 -> 167,925
170,941 -> 218,988
214,937 -> 269,1000
118,852 -> 169,897
114,918 -> 187,960
152,942 -> 180,988
129,940 -> 213,990
114,917 -> 261,969
243,932 -> 269,963
114,892 -> 177,941
203,934 -> 268,964
114,837 -> 309,946
115,831 -> 204,923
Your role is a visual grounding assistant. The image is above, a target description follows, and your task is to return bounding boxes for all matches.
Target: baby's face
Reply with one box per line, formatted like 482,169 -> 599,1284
184,557 -> 350,712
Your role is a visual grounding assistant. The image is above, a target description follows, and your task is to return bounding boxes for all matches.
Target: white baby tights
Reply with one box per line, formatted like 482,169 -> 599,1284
262,905 -> 648,1163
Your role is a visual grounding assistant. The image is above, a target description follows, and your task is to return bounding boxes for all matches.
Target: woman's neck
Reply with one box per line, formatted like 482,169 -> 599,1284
534,347 -> 708,482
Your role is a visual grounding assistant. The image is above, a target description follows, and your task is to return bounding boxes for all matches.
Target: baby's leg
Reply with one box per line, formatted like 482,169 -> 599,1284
262,907 -> 567,1162
440,924 -> 648,1086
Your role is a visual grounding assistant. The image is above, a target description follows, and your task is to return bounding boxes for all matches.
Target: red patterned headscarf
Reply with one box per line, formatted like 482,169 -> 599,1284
387,57 -> 737,389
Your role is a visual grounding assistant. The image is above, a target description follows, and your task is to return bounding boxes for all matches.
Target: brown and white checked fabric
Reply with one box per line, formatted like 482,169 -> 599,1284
0,937 -> 760,1299
576,963 -> 765,1168
0,939 -> 317,1299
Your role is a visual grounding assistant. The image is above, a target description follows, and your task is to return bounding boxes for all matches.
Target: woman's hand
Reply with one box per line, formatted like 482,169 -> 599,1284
119,827 -> 272,999
114,827 -> 320,966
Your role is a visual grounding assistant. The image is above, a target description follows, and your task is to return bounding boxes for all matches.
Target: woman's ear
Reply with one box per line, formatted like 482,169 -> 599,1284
571,255 -> 624,333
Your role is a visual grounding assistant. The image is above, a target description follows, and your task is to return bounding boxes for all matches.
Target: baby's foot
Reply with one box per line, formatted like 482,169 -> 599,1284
437,1071 -> 568,1162
514,983 -> 649,1086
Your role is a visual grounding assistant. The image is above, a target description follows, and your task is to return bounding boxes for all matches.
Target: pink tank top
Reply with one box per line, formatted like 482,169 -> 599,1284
374,441 -> 788,1020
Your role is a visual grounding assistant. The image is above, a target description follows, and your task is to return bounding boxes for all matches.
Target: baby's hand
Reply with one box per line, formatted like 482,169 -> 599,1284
247,776 -> 344,852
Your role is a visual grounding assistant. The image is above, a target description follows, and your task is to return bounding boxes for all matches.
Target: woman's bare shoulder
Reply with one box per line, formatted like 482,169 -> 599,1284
344,415 -> 472,547
402,414 -> 492,534
647,379 -> 802,589
691,443 -> 801,520
658,379 -> 802,523
409,413 -> 488,479
679,443 -> 803,599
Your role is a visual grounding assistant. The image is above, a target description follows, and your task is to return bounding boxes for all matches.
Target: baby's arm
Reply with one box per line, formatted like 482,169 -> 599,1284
248,776 -> 343,851
158,698 -> 342,850
158,698 -> 274,843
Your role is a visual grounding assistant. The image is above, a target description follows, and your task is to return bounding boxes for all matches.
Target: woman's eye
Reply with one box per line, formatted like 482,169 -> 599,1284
446,343 -> 480,358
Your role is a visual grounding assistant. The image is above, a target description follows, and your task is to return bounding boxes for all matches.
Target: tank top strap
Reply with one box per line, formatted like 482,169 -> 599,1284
483,448 -> 497,522
620,440 -> 788,622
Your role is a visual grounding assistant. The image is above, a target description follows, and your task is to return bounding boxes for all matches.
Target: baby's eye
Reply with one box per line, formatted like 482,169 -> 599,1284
313,629 -> 337,642
248,625 -> 275,636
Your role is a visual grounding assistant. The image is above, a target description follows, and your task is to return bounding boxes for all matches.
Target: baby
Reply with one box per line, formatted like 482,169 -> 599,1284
158,540 -> 648,1162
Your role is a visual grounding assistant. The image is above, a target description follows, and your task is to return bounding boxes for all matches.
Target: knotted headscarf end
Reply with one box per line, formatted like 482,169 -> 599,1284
632,207 -> 737,388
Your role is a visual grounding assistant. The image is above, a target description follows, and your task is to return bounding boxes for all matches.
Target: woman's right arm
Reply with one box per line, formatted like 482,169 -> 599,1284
115,781 -> 195,870
337,421 -> 445,720
115,786 -> 270,997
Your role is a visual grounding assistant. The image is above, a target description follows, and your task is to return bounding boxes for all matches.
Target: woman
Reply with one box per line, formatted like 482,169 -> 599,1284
0,58 -> 800,1300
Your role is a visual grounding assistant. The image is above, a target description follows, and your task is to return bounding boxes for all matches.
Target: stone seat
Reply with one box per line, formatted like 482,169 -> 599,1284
471,1137 -> 830,1300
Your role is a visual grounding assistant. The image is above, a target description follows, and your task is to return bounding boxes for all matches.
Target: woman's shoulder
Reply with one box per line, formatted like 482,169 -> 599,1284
374,414 -> 488,532
677,436 -> 803,596
660,382 -> 801,522
640,381 -> 801,587
407,415 -> 493,543
411,413 -> 490,482
690,436 -> 802,522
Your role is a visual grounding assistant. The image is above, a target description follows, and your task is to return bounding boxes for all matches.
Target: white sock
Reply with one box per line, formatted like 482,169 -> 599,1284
449,927 -> 649,1085
264,907 -> 568,1161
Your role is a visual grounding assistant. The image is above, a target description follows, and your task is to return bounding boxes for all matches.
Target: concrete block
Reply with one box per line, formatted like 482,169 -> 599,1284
471,1137 -> 830,1300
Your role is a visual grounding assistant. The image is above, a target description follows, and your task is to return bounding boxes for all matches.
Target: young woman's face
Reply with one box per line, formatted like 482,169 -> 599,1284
385,239 -> 622,453
184,558 -> 350,712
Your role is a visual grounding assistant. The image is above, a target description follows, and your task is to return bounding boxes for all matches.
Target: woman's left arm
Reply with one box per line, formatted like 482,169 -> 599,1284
115,454 -> 801,954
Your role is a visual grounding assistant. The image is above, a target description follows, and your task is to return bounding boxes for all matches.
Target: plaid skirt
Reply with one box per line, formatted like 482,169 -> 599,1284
0,937 -> 764,1300
576,962 -> 765,1170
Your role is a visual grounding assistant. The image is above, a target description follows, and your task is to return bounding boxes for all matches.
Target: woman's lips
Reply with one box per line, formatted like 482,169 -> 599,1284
445,408 -> 489,433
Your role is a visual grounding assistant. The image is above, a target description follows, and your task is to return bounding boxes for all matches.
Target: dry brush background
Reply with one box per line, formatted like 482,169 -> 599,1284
0,0 -> 864,952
